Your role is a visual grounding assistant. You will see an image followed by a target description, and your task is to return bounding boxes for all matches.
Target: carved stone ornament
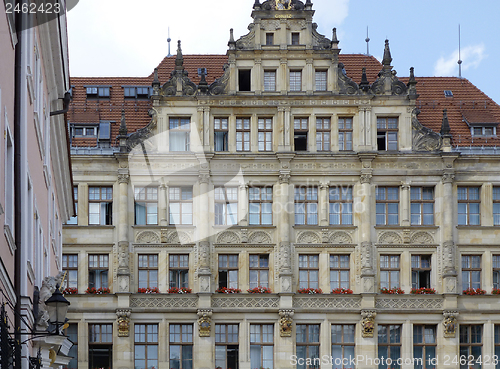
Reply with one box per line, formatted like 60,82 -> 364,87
443,311 -> 458,338
412,108 -> 442,151
197,309 -> 212,337
117,173 -> 130,184
360,173 -> 372,184
198,241 -> 210,270
378,231 -> 403,245
126,108 -> 158,152
216,231 -> 241,244
329,231 -> 352,244
279,241 -> 292,271
161,70 -> 197,97
208,64 -> 229,95
361,242 -> 373,270
279,309 -> 294,337
338,63 -> 360,95
36,272 -> 65,331
361,310 -> 377,338
116,309 -> 131,337
311,23 -> 331,49
248,231 -> 272,244
410,231 -> 434,244
236,24 -> 255,50
297,231 -> 321,244
161,230 -> 192,244
135,231 -> 161,244
279,172 -> 290,184
198,172 -> 210,184
442,173 -> 455,184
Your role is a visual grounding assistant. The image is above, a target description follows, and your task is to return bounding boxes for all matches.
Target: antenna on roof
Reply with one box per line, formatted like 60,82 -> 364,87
365,26 -> 370,55
167,27 -> 172,57
458,24 -> 462,79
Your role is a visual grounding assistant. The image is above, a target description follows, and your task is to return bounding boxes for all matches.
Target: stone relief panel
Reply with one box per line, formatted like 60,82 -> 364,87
296,231 -> 321,244
216,231 -> 241,244
248,231 -> 272,244
130,296 -> 198,309
329,231 -> 353,244
410,231 -> 434,244
135,231 -> 161,244
212,296 -> 279,309
161,230 -> 192,244
378,231 -> 403,245
260,19 -> 281,31
376,298 -> 443,310
294,296 -> 361,310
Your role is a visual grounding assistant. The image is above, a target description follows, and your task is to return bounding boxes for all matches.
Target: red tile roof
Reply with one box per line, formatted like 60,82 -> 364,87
69,54 -> 500,149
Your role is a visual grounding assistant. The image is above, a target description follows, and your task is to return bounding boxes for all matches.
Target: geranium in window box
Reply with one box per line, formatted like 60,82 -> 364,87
463,287 -> 486,295
168,287 -> 192,294
380,287 -> 405,294
331,287 -> 353,294
247,286 -> 272,294
410,287 -> 436,294
138,287 -> 160,294
297,288 -> 323,294
492,288 -> 500,295
63,287 -> 78,295
85,287 -> 110,294
215,287 -> 241,294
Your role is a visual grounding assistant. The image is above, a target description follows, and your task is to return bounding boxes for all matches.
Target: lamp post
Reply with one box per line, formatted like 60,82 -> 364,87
44,284 -> 70,335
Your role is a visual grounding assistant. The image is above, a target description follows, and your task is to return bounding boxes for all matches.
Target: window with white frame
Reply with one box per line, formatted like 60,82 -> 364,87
411,255 -> 431,289
289,70 -> 302,91
338,117 -> 353,151
249,187 -> 273,225
298,254 -> 319,289
295,186 -> 318,225
88,187 -> 112,225
380,255 -> 400,289
218,254 -> 238,289
330,254 -> 350,290
377,117 -> 398,151
493,187 -> 500,226
249,254 -> 269,289
134,186 -> 158,225
376,186 -> 399,225
169,117 -> 190,151
169,254 -> 189,289
124,86 -> 150,99
86,86 -> 110,98
169,187 -> 193,225
329,186 -> 353,225
214,187 -> 238,226
264,70 -> 276,92
315,70 -> 327,91
250,324 -> 273,369
457,186 -> 480,226
138,254 -> 158,289
410,187 -> 434,225
236,117 -> 251,152
214,117 -> 229,152
258,117 -> 272,151
471,126 -> 496,137
316,117 -> 330,151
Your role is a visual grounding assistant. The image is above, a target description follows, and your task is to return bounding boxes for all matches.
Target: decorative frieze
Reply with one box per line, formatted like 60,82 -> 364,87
130,295 -> 198,309
211,296 -> 279,309
294,296 -> 361,310
375,297 -> 443,310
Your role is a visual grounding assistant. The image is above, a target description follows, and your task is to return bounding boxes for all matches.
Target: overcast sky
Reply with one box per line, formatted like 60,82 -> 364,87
67,0 -> 500,104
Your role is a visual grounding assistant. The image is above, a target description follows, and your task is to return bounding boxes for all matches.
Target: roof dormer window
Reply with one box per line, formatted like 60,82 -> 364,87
86,86 -> 110,98
471,126 -> 496,137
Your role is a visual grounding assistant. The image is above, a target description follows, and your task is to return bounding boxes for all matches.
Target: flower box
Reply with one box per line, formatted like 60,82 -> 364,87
463,288 -> 486,295
168,287 -> 192,294
331,287 -> 353,294
63,287 -> 78,295
247,286 -> 272,294
410,287 -> 436,294
492,288 -> 500,295
138,287 -> 160,294
85,287 -> 110,295
297,288 -> 323,294
380,287 -> 405,294
215,287 -> 241,294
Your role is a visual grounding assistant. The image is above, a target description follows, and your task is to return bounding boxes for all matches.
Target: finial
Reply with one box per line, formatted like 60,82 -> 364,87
382,39 -> 392,66
359,67 -> 370,92
153,68 -> 160,86
365,26 -> 370,55
175,40 -> 184,70
228,28 -> 236,49
253,0 -> 261,9
458,24 -> 462,78
305,0 -> 313,9
407,67 -> 418,98
119,109 -> 127,136
229,28 -> 235,43
198,67 -> 208,94
167,27 -> 172,57
440,109 -> 451,137
332,28 -> 338,42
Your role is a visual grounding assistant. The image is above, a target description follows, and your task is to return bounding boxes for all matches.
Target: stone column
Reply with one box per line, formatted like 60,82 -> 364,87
280,58 -> 288,95
197,172 -> 211,293
278,172 -> 292,293
203,107 -> 210,151
239,183 -> 248,226
305,58 -> 313,94
442,172 -> 457,293
319,182 -> 329,226
401,183 -> 410,227
228,55 -> 237,94
159,182 -> 168,226
254,58 -> 262,95
309,113 -> 316,153
284,107 -> 291,150
358,154 -> 376,293
117,171 -> 130,293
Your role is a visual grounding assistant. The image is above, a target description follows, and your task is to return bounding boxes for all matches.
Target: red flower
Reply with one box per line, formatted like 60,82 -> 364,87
138,287 -> 160,293
463,287 -> 486,295
215,287 -> 241,294
168,287 -> 192,294
331,287 -> 353,294
63,287 -> 78,295
297,288 -> 323,294
492,288 -> 500,295
380,287 -> 405,294
410,287 -> 436,294
247,286 -> 272,294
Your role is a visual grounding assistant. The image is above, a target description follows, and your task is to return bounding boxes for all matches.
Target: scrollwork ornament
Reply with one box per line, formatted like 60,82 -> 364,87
279,172 -> 290,184
279,309 -> 294,337
443,311 -> 458,338
197,309 -> 212,337
116,309 -> 131,337
198,173 -> 210,184
360,173 -> 372,184
118,173 -> 130,184
361,310 -> 376,338
442,173 -> 455,184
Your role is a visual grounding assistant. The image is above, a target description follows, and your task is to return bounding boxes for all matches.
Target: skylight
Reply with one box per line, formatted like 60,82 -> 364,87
444,90 -> 453,97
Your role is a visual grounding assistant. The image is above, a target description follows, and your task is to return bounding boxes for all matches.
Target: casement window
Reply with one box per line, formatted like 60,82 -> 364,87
380,255 -> 400,289
169,254 -> 189,289
88,186 -> 113,225
494,187 -> 500,226
316,117 -> 331,151
493,255 -> 500,289
458,187 -> 481,226
135,324 -> 158,369
471,126 -> 496,137
459,325 -> 483,369
291,32 -> 300,45
376,186 -> 399,225
66,186 -> 78,224
330,255 -> 350,290
169,187 -> 193,225
411,255 -> 431,289
169,118 -> 190,151
134,186 -> 158,225
65,324 -> 78,369
249,254 -> 269,289
214,187 -> 238,226
290,70 -> 302,91
249,187 -> 273,225
214,117 -> 229,152
72,125 -> 97,137
462,255 -> 481,290
329,186 -> 353,225
238,70 -> 251,92
265,33 -> 274,45
169,324 -> 193,369
331,324 -> 355,368
294,186 -> 318,225
299,255 -> 319,289
215,324 -> 239,369
86,86 -> 110,98
258,118 -> 272,151
236,117 -> 251,152
294,117 -> 308,151
218,254 -> 238,289
264,70 -> 276,92
411,187 -> 435,225
378,325 -> 402,368
89,324 -> 112,369
338,117 -> 353,151
88,254 -> 109,289
495,325 -> 500,368
296,325 -> 320,369
124,86 -> 150,98
250,324 -> 274,369
138,254 -> 158,289
315,70 -> 327,91
413,325 -> 437,369
377,117 -> 398,151
62,254 -> 78,289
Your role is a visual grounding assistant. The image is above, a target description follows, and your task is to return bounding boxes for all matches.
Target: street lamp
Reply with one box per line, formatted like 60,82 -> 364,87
44,284 -> 70,335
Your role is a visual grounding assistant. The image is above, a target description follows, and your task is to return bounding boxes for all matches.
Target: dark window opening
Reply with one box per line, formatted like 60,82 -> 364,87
291,32 -> 300,45
412,255 -> 431,289
266,33 -> 274,45
294,133 -> 308,151
377,134 -> 386,151
238,70 -> 251,92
